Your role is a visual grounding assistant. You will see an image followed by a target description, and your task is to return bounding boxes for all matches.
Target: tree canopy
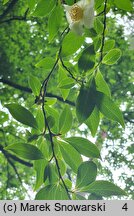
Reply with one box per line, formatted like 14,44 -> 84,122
0,0 -> 133,200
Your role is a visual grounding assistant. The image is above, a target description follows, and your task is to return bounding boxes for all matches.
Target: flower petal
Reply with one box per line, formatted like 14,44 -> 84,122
83,7 -> 94,28
66,12 -> 72,24
64,5 -> 72,12
88,0 -> 94,8
77,0 -> 86,8
64,5 -> 73,24
78,0 -> 94,9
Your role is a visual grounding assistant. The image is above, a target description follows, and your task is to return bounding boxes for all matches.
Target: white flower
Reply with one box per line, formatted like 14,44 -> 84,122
64,0 -> 94,35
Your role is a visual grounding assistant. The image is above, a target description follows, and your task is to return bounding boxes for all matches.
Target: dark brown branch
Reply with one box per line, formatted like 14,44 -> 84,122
0,144 -> 33,167
0,16 -> 25,24
0,8 -> 29,24
0,77 -> 32,93
0,78 -> 75,106
0,0 -> 18,20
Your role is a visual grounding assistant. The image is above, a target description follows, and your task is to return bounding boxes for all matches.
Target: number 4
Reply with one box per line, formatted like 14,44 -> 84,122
122,203 -> 128,211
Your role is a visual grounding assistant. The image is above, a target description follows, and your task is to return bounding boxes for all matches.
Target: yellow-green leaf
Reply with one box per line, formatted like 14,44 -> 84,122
28,75 -> 41,96
114,0 -> 133,11
62,32 -> 84,57
102,49 -> 122,65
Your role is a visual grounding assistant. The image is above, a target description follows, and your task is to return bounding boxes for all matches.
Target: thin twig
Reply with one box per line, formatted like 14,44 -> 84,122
39,28 -> 72,199
94,0 -> 107,76
60,57 -> 81,83
42,99 -> 71,200
100,0 -> 108,62
41,71 -> 71,198
96,10 -> 105,17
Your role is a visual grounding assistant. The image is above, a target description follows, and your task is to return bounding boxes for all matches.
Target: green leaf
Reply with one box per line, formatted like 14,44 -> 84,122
39,138 -> 52,161
28,0 -> 37,11
35,184 -> 69,200
5,103 -> 38,129
53,138 -> 63,159
45,97 -> 57,106
102,48 -> 122,65
0,111 -> 8,124
88,194 -> 103,200
48,5 -> 63,41
78,45 -> 95,72
85,107 -> 100,137
81,180 -> 127,196
35,57 -> 55,69
34,159 -> 48,190
65,0 -> 74,5
5,143 -> 44,160
95,92 -> 125,128
28,75 -> 41,96
58,77 -> 75,89
36,109 -> 45,132
62,32 -> 84,57
93,36 -> 101,52
32,0 -> 55,17
58,66 -> 70,100
95,3 -> 110,15
94,17 -> 104,35
74,194 -> 86,200
56,159 -> 67,177
59,105 -> 72,134
103,40 -> 115,52
95,0 -> 104,10
76,161 -> 97,189
114,0 -> 133,11
58,140 -> 82,173
76,85 -> 96,123
45,163 -> 59,184
95,71 -> 111,97
45,106 -> 59,134
64,179 -> 72,189
60,89 -> 70,101
47,116 -> 55,129
65,137 -> 100,159
49,164 -> 58,184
